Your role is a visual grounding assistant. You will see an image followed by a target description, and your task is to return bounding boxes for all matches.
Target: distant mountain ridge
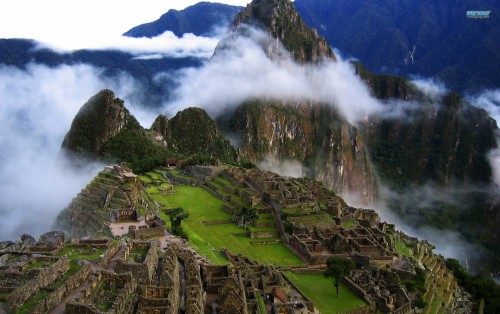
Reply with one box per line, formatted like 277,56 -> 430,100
123,2 -> 244,37
0,38 -> 201,107
294,0 -> 500,93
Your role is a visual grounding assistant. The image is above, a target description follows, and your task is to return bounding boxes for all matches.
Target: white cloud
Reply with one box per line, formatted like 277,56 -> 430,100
258,155 -> 308,178
409,78 -> 448,100
35,31 -> 220,59
468,89 -> 500,186
0,0 -> 249,50
165,27 -> 384,125
0,63 -> 158,240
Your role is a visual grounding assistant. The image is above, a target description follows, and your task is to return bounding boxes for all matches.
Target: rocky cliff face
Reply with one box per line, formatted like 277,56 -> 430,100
229,0 -> 335,63
216,0 -> 375,203
227,100 -> 377,203
353,63 -> 499,188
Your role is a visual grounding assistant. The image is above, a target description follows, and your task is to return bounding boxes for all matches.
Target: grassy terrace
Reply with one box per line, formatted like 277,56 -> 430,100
283,272 -> 367,313
389,235 -> 413,257
149,184 -> 302,266
342,219 -> 358,229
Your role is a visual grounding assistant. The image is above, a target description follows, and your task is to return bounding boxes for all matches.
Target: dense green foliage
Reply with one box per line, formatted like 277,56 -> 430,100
167,207 -> 189,239
446,258 -> 500,313
167,107 -> 238,164
232,207 -> 258,228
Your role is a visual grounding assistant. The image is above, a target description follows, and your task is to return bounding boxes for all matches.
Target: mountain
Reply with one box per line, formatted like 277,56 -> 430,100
216,0 -> 376,203
123,2 -> 244,38
61,89 -> 238,172
214,0 -> 499,275
354,63 -> 498,188
151,107 -> 238,163
294,0 -> 500,93
0,38 -> 201,107
231,0 -> 335,63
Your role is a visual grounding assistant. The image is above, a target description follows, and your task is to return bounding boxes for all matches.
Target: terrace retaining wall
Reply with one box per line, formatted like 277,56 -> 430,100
6,257 -> 69,311
31,264 -> 93,314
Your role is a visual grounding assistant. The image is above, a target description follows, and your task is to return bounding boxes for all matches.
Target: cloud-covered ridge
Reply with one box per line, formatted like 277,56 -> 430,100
165,27 -> 384,124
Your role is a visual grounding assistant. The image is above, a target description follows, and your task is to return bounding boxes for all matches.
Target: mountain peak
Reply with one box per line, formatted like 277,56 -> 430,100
123,2 -> 243,38
61,89 -> 136,163
233,0 -> 336,63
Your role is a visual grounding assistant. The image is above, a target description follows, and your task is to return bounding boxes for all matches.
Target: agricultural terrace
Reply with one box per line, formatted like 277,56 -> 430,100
142,172 -> 303,266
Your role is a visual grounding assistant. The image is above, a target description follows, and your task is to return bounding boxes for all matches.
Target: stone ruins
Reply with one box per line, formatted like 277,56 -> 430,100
0,164 -> 471,313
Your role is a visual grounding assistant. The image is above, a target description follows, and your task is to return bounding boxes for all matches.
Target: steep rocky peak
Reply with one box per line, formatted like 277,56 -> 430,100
61,89 -> 137,158
231,0 -> 336,63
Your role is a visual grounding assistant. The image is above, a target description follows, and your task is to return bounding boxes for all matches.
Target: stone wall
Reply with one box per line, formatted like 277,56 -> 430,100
67,271 -> 137,314
26,246 -> 63,255
6,256 -> 69,311
250,230 -> 279,239
222,204 -> 238,215
31,264 -> 93,314
116,241 -> 159,285
341,276 -> 374,307
98,240 -> 121,267
166,172 -> 192,185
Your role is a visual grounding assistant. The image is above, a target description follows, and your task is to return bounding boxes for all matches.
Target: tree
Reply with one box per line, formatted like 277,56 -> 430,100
232,207 -> 257,228
324,256 -> 355,297
169,207 -> 189,238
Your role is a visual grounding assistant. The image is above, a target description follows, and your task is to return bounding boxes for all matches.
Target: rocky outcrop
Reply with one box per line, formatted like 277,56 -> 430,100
61,89 -> 133,161
231,0 -> 335,63
354,63 -> 499,187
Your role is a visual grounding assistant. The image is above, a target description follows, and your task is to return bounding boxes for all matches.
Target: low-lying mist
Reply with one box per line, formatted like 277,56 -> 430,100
164,27 -> 384,125
0,63 -> 156,241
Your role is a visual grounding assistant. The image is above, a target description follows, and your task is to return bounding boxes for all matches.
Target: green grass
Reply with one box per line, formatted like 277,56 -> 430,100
256,292 -> 267,314
26,259 -> 55,270
57,244 -> 106,261
146,172 -> 163,180
214,176 -> 235,187
16,290 -> 51,314
139,175 -> 152,183
395,240 -> 413,257
283,272 -> 367,313
389,235 -> 413,257
156,186 -> 303,266
342,220 -> 358,228
247,225 -> 278,232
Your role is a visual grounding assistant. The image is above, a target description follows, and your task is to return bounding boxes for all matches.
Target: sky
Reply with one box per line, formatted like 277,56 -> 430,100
0,0 -> 249,50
